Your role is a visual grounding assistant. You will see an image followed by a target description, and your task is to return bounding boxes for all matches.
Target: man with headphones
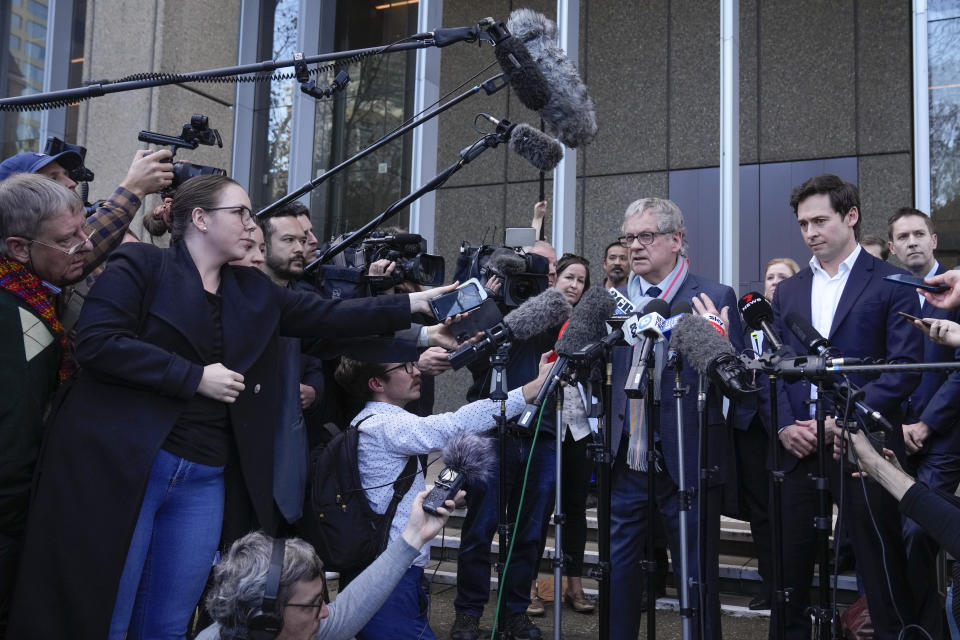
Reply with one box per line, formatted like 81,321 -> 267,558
196,488 -> 460,640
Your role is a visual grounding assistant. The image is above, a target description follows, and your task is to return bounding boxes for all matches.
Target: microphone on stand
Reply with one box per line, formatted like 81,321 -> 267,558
477,114 -> 563,172
517,287 -> 614,428
783,314 -> 892,432
738,292 -> 789,353
448,287 -> 571,370
669,314 -> 759,398
623,299 -> 671,399
506,9 -> 598,148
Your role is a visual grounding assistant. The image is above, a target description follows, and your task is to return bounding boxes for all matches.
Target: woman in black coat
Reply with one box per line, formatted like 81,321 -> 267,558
9,175 -> 441,639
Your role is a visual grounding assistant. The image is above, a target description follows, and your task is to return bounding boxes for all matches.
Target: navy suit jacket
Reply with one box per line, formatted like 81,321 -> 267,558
771,250 -> 923,473
610,271 -> 744,489
906,263 -> 960,456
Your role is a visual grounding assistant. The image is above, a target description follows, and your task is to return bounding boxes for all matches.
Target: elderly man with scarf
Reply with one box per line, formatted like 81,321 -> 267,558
0,174 -> 99,635
607,197 -> 744,640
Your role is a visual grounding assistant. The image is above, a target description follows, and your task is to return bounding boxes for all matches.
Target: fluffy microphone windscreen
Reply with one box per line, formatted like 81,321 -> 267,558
669,313 -> 734,375
555,287 -> 615,356
503,287 -> 572,340
494,37 -> 550,112
509,123 -> 564,172
440,431 -> 494,486
507,9 -> 598,148
487,248 -> 527,276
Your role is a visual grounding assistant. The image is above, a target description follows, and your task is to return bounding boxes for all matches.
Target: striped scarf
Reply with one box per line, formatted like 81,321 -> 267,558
0,257 -> 75,382
626,257 -> 690,471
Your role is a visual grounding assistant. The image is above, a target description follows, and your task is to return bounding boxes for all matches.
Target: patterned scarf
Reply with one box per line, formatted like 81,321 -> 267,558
0,257 -> 75,382
625,257 -> 690,471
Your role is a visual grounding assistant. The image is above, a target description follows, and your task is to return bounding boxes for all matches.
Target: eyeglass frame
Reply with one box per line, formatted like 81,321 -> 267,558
203,205 -> 255,226
382,362 -> 418,376
28,234 -> 90,256
617,231 -> 674,247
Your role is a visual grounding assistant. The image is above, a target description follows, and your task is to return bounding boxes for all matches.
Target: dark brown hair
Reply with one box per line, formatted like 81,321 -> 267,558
169,174 -> 241,243
789,174 -> 861,240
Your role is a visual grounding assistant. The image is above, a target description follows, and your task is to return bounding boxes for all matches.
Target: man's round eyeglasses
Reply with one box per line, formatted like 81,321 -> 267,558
29,235 -> 89,256
205,205 -> 255,225
383,362 -> 418,375
618,231 -> 672,247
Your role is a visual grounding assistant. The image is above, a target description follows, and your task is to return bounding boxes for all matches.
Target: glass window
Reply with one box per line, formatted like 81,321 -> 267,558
26,20 -> 45,39
310,0 -> 417,240
248,0 -> 298,208
25,41 -> 43,59
10,35 -> 20,51
11,14 -> 21,29
28,1 -> 45,19
928,5 -> 960,262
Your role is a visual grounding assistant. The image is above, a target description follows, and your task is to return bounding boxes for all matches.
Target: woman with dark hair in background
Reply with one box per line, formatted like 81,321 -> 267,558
9,174 -> 446,640
529,253 -> 597,615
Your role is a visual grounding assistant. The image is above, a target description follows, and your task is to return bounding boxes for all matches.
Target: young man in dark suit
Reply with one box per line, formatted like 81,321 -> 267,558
886,207 -> 960,638
770,175 -> 923,640
607,197 -> 744,640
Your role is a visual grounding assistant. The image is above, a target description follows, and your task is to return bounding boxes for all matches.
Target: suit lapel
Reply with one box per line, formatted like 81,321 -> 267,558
219,266 -> 276,373
789,267 -> 814,326
829,251 -> 872,338
921,263 -> 948,313
148,242 -> 215,360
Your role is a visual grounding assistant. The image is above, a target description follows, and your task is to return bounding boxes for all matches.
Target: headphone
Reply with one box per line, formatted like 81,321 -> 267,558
246,537 -> 285,640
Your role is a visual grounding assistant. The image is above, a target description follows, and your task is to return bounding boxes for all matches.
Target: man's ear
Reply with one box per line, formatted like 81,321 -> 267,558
844,206 -> 860,228
368,376 -> 385,395
4,237 -> 31,265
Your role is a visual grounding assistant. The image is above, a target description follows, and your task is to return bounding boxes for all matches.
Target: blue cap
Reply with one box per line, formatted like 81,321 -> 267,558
0,150 -> 84,182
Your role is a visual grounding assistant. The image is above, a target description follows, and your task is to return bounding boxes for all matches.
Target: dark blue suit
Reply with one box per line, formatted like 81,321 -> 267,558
902,263 -> 960,637
770,249 -> 922,640
608,271 -> 743,640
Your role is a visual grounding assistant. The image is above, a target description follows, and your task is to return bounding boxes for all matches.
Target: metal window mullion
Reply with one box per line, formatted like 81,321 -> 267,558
231,0 -> 261,192
551,0 -> 579,257
39,0 -> 73,146
912,0 -> 931,215
719,0 -> 740,289
287,0 -> 322,200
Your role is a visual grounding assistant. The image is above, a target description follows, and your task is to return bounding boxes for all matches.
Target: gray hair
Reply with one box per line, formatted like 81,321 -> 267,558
205,532 -> 324,640
622,197 -> 689,257
0,173 -> 83,258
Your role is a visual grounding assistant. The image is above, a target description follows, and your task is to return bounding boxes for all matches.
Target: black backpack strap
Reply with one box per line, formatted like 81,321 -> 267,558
377,456 -> 419,552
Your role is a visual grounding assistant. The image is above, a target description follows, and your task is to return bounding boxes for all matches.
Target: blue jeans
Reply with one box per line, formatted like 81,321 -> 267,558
609,448 -> 722,640
108,449 -> 225,640
454,432 -> 557,618
358,566 -> 436,640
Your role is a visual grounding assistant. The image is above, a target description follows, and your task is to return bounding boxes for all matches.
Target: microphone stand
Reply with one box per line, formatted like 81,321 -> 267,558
668,351 -> 695,640
306,130 -> 510,274
592,360 -> 614,640
695,373 -> 709,639
259,73 -> 507,221
553,389 -> 565,640
809,386 -> 835,640
489,342 -> 511,640
764,362 -> 788,640
644,352 -> 660,640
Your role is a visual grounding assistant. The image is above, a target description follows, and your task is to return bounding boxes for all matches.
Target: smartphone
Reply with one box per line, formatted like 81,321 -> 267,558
429,278 -> 488,322
883,273 -> 950,293
897,310 -> 933,328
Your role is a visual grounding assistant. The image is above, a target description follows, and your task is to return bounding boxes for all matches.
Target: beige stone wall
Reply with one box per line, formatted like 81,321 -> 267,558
76,0 -> 240,243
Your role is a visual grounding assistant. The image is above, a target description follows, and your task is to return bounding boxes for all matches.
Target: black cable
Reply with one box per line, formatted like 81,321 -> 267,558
354,454 -> 441,493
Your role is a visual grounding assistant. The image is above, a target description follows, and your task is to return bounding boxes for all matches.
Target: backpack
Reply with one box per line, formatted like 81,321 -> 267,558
305,416 -> 418,573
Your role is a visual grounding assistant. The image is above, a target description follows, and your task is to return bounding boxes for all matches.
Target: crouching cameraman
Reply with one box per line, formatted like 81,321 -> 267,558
331,354 -> 553,640
197,489 -> 461,640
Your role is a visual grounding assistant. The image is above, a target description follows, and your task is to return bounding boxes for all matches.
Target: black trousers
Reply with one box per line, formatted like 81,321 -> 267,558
771,454 -> 917,640
734,417 -> 772,596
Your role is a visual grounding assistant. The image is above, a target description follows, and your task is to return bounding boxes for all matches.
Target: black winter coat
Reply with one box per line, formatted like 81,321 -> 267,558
8,241 -> 411,639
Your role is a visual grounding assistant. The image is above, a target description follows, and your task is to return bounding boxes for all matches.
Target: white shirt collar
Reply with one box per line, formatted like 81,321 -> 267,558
809,243 -> 861,278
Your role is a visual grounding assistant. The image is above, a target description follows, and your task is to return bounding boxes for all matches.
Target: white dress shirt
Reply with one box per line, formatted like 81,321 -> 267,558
807,244 -> 862,415
354,389 -> 527,567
